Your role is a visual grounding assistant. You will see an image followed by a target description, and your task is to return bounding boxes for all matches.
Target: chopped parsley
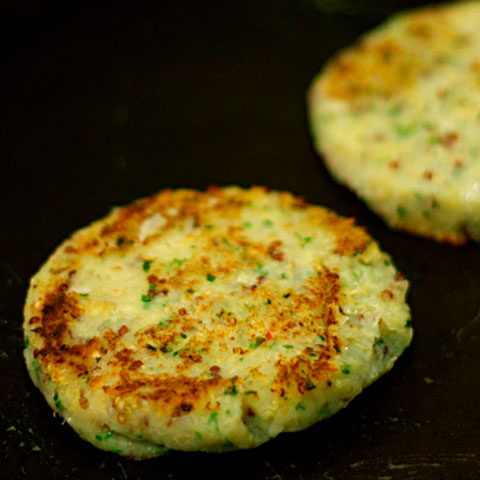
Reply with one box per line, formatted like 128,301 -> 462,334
342,365 -> 351,375
141,294 -> 152,303
295,402 -> 306,411
295,232 -> 312,247
255,263 -> 268,276
79,293 -> 89,297
405,319 -> 413,328
262,219 -> 274,227
224,381 -> 238,396
208,411 -> 218,425
283,344 -> 294,349
395,123 -> 416,138
264,298 -> 271,305
53,393 -> 63,412
243,221 -> 252,228
168,258 -> 186,269
206,273 -> 216,282
397,205 -> 407,218
249,337 -> 265,349
142,259 -> 153,272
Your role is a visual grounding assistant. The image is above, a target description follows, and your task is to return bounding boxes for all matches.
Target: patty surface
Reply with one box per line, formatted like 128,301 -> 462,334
308,0 -> 480,243
23,186 -> 412,458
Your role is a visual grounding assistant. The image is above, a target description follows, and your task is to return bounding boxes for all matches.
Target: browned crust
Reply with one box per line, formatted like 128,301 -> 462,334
26,187 -> 372,418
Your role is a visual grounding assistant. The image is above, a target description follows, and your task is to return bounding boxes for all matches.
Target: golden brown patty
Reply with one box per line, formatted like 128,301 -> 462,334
24,186 -> 412,458
308,1 -> 480,243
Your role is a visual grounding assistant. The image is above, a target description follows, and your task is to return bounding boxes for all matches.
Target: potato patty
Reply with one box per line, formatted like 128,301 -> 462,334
308,1 -> 480,243
23,186 -> 412,458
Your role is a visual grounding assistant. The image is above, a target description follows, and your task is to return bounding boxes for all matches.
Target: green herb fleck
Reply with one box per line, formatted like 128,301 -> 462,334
169,258 -> 186,269
180,333 -> 187,339
397,206 -> 407,218
53,393 -> 63,411
24,338 -> 29,349
249,337 -> 265,349
295,232 -> 312,247
243,221 -> 252,228
342,365 -> 351,375
405,319 -> 413,328
208,411 -> 218,425
334,345 -> 341,353
141,294 -> 152,303
224,382 -> 238,396
352,271 -> 360,281
79,293 -> 89,297
319,335 -> 325,342
388,105 -> 402,117
384,259 -> 391,266
205,225 -> 214,230
158,318 -> 172,328
255,263 -> 268,276
262,219 -> 273,227
280,272 -> 287,279
283,344 -> 294,349
206,273 -> 216,282
295,402 -> 306,411
142,259 -> 153,272
395,124 -> 416,138
264,298 -> 271,305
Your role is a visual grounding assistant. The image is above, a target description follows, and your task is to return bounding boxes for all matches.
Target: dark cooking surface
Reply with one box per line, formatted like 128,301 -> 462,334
1,1 -> 479,478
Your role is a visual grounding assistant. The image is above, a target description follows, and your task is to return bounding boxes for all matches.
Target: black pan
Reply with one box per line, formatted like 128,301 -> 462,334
1,1 -> 479,478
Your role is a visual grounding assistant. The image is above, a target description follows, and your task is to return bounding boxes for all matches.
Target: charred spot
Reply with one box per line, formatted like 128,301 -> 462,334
148,274 -> 166,284
268,240 -> 284,261
129,360 -> 143,371
31,327 -> 43,333
29,316 -> 40,325
293,197 -> 307,209
181,403 -> 192,412
116,236 -> 127,246
118,325 -> 129,336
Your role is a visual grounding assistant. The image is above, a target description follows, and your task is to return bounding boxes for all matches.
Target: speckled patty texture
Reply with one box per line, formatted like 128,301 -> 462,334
23,186 -> 412,459
308,0 -> 480,243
